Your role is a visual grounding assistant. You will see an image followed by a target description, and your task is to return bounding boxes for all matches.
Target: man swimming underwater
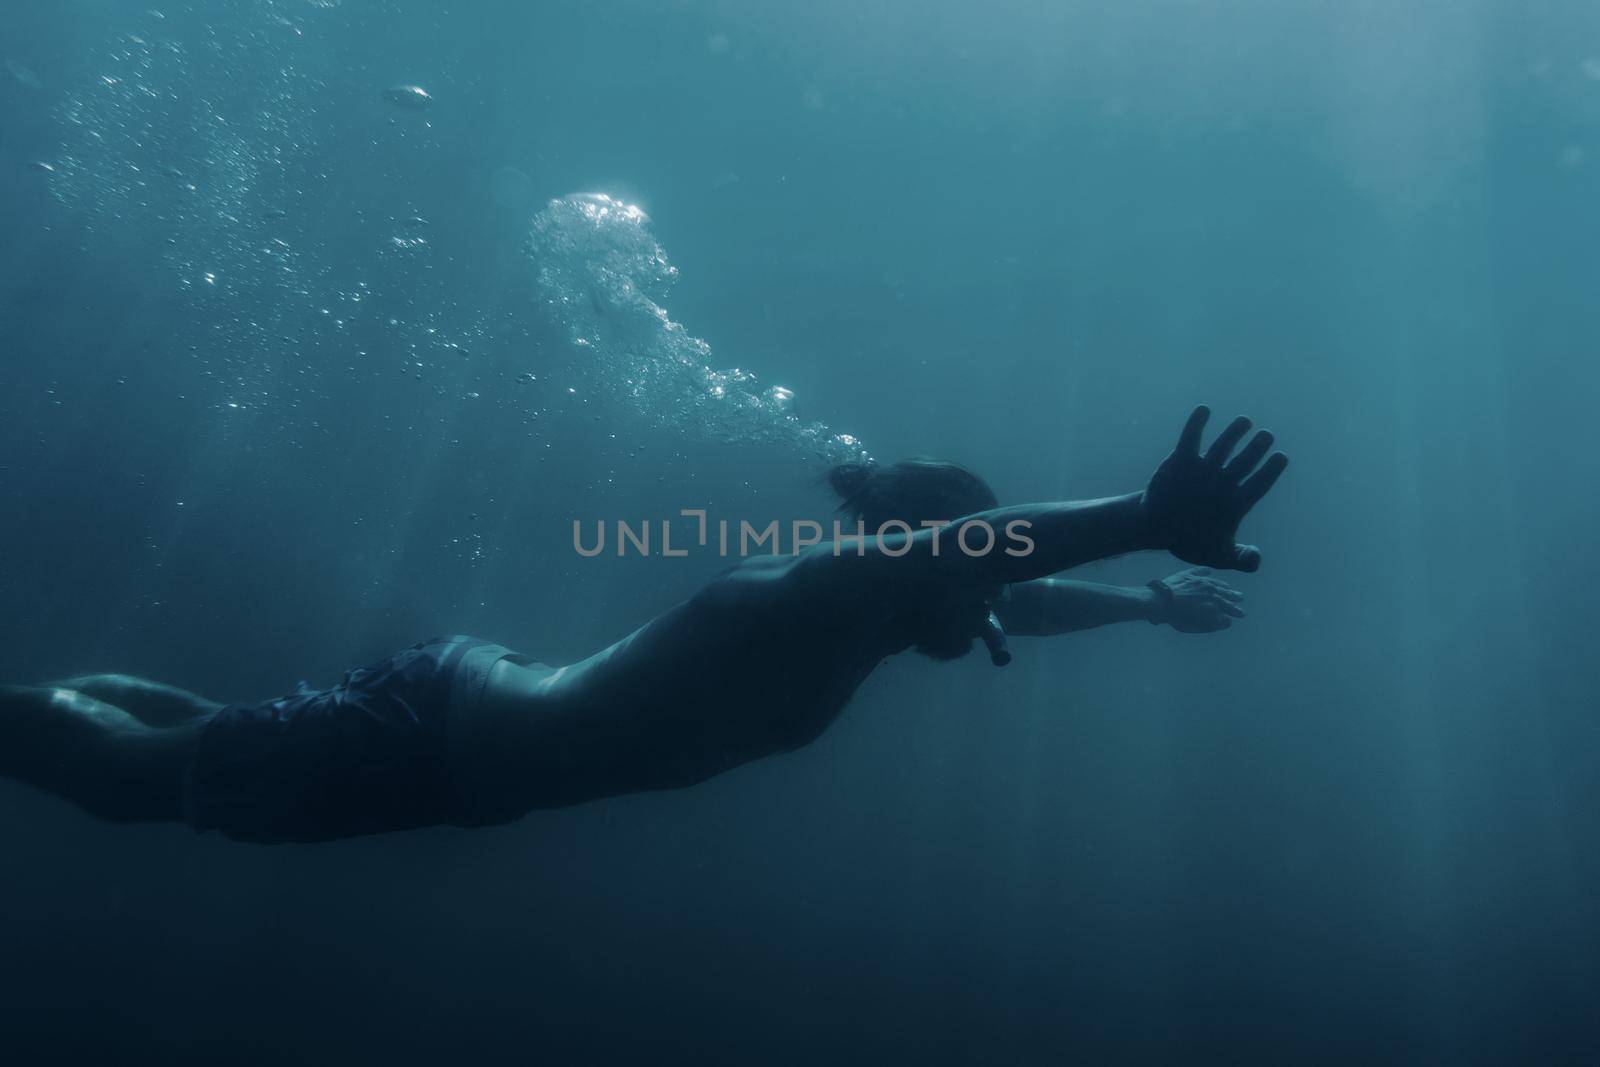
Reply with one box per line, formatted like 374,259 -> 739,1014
0,407 -> 1285,843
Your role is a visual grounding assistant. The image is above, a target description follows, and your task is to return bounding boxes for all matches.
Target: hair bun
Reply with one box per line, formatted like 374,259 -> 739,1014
827,461 -> 876,503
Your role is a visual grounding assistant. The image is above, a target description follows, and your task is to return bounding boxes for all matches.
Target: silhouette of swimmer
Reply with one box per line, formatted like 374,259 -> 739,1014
0,407 -> 1285,843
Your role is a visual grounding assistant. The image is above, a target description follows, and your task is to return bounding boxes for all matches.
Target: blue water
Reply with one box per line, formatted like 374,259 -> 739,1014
3,0 -> 1599,1062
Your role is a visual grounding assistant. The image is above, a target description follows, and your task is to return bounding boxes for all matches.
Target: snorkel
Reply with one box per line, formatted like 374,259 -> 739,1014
980,610 -> 1012,667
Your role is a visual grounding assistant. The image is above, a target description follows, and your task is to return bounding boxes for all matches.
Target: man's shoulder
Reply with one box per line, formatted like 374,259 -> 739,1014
694,544 -> 871,619
696,553 -> 804,607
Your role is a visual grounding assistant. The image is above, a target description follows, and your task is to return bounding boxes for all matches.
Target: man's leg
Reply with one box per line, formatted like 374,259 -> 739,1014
51,673 -> 222,726
0,684 -> 201,824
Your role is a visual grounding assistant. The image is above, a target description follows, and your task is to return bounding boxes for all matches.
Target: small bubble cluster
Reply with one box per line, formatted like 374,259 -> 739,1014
50,2 -> 339,406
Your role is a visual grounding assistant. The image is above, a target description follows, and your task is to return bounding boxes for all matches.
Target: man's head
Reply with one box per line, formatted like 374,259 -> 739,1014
828,457 -> 998,532
827,457 -> 1001,661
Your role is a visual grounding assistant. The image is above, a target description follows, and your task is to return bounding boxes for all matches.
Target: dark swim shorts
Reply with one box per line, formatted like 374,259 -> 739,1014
186,635 -> 521,844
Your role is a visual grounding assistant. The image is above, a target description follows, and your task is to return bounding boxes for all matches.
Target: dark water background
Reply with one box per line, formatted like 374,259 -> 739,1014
3,1 -> 1599,1062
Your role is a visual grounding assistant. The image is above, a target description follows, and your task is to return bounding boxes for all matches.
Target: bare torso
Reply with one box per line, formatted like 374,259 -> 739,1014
475,554 -> 912,811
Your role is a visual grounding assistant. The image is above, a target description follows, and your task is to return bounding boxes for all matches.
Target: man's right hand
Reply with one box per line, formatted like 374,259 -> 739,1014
1141,406 -> 1288,573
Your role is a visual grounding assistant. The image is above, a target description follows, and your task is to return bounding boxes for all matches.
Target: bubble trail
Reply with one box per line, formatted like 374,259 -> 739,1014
528,192 -> 869,465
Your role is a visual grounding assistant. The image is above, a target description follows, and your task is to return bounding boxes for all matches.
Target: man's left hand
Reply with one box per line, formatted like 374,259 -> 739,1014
1147,567 -> 1246,633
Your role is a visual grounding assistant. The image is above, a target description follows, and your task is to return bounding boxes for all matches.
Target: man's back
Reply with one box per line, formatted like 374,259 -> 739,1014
469,554 -> 897,815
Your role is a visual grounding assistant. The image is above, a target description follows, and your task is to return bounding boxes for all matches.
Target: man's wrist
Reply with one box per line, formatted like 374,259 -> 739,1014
1132,491 -> 1168,554
1144,579 -> 1173,625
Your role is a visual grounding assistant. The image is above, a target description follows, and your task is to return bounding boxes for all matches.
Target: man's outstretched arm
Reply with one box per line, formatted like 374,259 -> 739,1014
998,568 -> 1247,636
801,406 -> 1289,598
